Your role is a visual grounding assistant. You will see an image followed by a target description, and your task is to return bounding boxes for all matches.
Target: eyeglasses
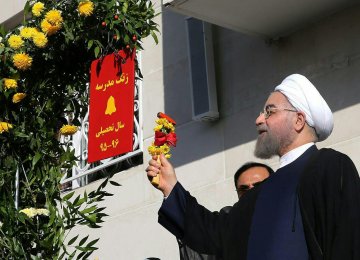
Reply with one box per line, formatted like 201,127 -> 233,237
260,105 -> 297,119
236,180 -> 264,193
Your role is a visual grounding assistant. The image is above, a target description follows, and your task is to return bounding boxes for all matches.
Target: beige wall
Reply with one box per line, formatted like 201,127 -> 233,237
2,1 -> 359,259
0,0 -> 26,29
78,3 -> 360,259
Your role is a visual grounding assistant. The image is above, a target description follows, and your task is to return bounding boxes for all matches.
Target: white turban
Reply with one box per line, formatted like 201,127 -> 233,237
274,74 -> 333,142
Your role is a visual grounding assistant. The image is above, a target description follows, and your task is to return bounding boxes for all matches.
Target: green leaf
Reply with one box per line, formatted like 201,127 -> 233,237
14,132 -> 30,138
86,238 -> 100,248
87,40 -> 93,50
94,46 -> 100,58
109,180 -> 121,186
86,214 -> 97,223
74,246 -> 87,252
84,190 -> 88,201
122,2 -> 128,13
62,191 -> 75,201
124,34 -> 130,44
23,1 -> 31,18
68,235 -> 79,246
79,235 -> 88,246
0,24 -> 6,37
63,207 -> 70,219
74,197 -> 86,207
80,205 -> 97,215
151,30 -> 158,44
32,153 -> 42,168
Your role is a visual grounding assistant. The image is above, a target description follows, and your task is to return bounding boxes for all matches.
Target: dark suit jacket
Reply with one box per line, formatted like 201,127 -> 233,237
159,148 -> 360,260
178,206 -> 231,260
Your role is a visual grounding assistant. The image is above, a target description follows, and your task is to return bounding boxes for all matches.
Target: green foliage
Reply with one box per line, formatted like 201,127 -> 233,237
0,0 -> 158,258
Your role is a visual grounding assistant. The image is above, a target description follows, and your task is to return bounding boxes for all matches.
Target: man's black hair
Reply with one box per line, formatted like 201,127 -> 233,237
234,162 -> 274,187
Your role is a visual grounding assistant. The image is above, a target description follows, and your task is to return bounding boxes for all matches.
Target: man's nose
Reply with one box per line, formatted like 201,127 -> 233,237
255,112 -> 265,126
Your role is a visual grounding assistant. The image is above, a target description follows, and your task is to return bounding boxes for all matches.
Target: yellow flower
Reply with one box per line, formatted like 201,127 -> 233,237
32,31 -> 48,48
78,1 -> 94,16
45,10 -> 63,25
12,93 -> 27,103
20,208 -> 37,218
148,144 -> 160,156
155,118 -> 175,132
13,53 -> 32,70
153,124 -> 163,132
0,122 -> 13,134
19,208 -> 49,218
160,143 -> 170,154
3,78 -> 18,89
60,124 -> 78,136
36,208 -> 50,216
7,35 -> 24,50
148,143 -> 172,157
41,19 -> 61,35
32,2 -> 45,17
155,118 -> 167,125
20,27 -> 37,39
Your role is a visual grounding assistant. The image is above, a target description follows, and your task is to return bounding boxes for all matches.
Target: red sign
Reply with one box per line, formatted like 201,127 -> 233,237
88,50 -> 135,163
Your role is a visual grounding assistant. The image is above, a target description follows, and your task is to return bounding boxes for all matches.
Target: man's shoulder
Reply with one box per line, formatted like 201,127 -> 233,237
316,148 -> 355,165
304,147 -> 358,180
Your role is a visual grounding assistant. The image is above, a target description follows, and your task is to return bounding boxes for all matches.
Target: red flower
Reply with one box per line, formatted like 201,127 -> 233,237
154,131 -> 177,147
157,112 -> 176,125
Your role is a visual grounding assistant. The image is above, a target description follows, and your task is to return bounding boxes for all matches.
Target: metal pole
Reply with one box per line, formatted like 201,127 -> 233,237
15,167 -> 19,209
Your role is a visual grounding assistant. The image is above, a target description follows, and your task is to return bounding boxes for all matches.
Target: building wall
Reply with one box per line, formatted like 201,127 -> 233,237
2,1 -> 359,259
0,0 -> 26,30
76,3 -> 360,259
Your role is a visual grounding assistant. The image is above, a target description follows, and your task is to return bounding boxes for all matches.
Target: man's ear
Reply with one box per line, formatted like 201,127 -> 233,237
294,111 -> 306,131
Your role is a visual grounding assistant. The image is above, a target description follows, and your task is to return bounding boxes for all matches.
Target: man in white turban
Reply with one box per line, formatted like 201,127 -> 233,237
275,74 -> 333,141
146,74 -> 360,260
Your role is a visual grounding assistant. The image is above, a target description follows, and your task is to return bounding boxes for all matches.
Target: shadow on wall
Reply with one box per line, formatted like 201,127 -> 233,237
160,5 -> 360,168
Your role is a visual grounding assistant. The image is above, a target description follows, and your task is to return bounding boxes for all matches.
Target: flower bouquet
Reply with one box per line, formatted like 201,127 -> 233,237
148,112 -> 177,186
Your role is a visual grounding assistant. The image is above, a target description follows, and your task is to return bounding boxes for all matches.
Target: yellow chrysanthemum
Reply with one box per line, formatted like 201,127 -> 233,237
12,53 -> 32,70
7,35 -> 24,50
20,27 -> 37,39
59,124 -> 78,136
32,2 -> 45,17
148,146 -> 158,156
32,31 -> 48,48
0,122 -> 13,134
12,93 -> 27,103
155,118 -> 175,132
153,124 -> 163,132
78,1 -> 94,16
160,143 -> 170,154
148,143 -> 171,157
45,10 -> 63,25
41,19 -> 61,35
3,78 -> 18,89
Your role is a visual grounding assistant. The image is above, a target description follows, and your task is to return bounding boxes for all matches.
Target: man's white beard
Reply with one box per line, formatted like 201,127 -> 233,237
254,131 -> 280,159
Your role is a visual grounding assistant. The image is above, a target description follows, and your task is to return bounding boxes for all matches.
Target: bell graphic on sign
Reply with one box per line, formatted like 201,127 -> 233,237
105,96 -> 117,115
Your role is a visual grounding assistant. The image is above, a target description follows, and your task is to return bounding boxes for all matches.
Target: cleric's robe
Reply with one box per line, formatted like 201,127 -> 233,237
159,147 -> 360,260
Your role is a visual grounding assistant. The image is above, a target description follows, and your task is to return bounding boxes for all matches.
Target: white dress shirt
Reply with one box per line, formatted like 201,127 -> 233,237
279,142 -> 315,168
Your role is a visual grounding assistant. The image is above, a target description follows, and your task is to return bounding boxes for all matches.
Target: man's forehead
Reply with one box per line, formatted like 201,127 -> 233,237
264,91 -> 289,106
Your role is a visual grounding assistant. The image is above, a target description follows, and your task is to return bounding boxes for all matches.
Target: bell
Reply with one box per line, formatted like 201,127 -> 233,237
105,95 -> 117,115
